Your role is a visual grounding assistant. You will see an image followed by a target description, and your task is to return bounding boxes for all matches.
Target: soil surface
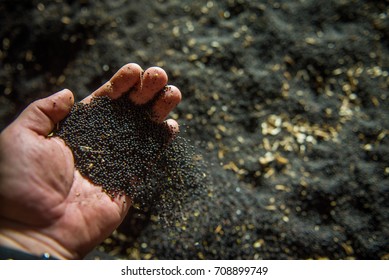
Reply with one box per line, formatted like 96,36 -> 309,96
1,0 -> 388,259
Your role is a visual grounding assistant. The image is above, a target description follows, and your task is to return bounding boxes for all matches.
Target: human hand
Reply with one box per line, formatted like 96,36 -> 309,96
0,63 -> 181,259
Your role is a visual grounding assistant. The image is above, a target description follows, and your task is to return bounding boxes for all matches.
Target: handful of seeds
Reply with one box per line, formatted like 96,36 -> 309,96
55,94 -> 207,215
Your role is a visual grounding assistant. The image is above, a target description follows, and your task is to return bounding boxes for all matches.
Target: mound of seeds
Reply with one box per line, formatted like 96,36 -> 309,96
55,94 -> 207,215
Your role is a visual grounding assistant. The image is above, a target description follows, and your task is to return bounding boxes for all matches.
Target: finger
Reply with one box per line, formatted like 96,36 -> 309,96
82,63 -> 143,104
17,89 -> 74,136
151,85 -> 182,123
129,67 -> 168,105
165,119 -> 180,136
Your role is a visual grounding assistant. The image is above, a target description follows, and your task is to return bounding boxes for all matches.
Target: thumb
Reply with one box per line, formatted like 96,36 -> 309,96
17,89 -> 74,136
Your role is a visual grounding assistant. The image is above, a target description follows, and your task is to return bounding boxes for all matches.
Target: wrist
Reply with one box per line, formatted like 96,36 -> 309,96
0,245 -> 58,260
0,218 -> 76,259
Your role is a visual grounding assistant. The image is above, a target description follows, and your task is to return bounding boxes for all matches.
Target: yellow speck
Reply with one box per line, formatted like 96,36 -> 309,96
275,184 -> 290,192
61,16 -> 71,25
381,253 -> 389,260
341,243 -> 354,255
143,253 -> 153,260
275,155 -> 289,165
363,144 -> 373,151
197,252 -> 205,260
305,37 -> 317,45
265,205 -> 277,211
214,225 -> 222,234
253,239 -> 265,248
185,113 -> 193,120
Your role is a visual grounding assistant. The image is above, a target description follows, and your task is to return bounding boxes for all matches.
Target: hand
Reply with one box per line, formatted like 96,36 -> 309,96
0,63 -> 181,259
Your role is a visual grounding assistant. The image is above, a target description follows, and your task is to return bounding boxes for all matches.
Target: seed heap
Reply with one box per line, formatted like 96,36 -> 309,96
55,94 -> 207,215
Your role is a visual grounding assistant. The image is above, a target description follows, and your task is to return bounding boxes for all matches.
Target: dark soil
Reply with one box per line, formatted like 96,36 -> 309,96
1,0 -> 388,259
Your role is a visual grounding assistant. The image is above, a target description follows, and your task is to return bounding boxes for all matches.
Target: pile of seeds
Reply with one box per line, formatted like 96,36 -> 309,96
54,94 -> 207,215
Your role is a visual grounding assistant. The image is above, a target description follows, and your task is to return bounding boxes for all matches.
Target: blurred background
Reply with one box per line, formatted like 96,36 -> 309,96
1,0 -> 388,259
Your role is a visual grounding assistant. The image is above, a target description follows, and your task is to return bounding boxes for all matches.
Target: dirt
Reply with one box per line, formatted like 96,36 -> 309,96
1,0 -> 388,259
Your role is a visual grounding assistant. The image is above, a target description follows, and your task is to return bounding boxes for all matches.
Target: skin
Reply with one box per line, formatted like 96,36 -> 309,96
0,63 -> 182,259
